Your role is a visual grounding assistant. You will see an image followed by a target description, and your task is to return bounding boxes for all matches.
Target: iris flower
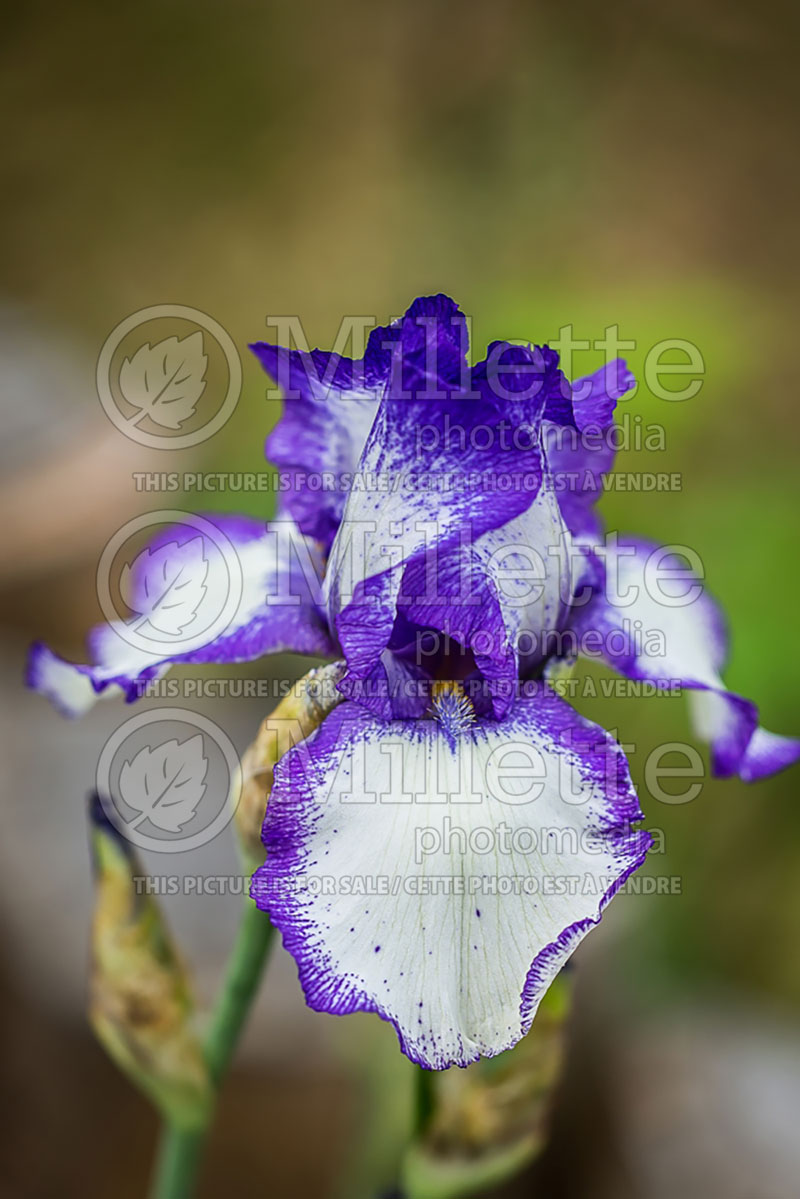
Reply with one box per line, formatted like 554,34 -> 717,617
28,295 -> 799,1069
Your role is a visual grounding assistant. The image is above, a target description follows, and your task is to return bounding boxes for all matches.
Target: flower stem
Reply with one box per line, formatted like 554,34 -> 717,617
149,898 -> 275,1199
150,1127 -> 205,1199
414,1066 -> 436,1138
204,899 -> 275,1088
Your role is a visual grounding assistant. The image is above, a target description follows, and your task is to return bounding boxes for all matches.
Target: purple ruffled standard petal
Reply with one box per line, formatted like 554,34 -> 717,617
365,293 -> 470,393
251,687 -> 649,1070
325,360 -> 550,717
251,347 -> 385,553
545,360 -> 635,540
27,515 -> 335,718
325,338 -> 599,719
570,536 -> 800,781
251,294 -> 469,552
473,342 -> 572,427
571,359 -> 635,431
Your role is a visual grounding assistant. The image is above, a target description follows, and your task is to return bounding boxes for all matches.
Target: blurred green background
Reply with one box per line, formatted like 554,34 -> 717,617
1,1 -> 799,1196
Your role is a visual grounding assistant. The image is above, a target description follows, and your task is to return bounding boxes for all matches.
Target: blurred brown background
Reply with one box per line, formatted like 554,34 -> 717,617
2,1 -> 799,1196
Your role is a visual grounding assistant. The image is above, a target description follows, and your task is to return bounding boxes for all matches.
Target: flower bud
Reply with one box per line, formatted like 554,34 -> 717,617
234,661 -> 345,868
88,795 -> 213,1129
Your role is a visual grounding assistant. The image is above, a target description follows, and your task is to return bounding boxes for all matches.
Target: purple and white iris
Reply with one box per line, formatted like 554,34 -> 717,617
28,294 -> 800,1069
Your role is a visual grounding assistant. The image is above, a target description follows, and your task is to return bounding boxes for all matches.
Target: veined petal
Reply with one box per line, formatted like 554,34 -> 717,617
571,359 -> 635,431
571,536 -> 800,781
252,345 -> 384,552
546,360 -> 635,539
325,364 -> 551,716
325,336 -> 593,718
27,515 -> 334,718
365,293 -> 470,392
396,470 -> 578,717
251,691 -> 649,1070
473,342 -> 572,427
251,295 -> 469,552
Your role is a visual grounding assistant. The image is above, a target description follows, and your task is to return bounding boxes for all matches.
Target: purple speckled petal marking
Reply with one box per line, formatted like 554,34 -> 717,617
571,536 -> 800,781
251,689 -> 649,1070
251,295 -> 469,552
26,515 -> 335,717
325,355 -> 557,717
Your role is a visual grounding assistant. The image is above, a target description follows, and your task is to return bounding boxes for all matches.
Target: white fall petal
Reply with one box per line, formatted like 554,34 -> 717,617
252,689 -> 649,1069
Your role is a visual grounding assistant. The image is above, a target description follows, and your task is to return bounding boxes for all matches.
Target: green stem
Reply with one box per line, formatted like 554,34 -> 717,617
414,1065 -> 436,1138
149,896 -> 275,1199
150,1127 -> 205,1199
205,898 -> 275,1087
